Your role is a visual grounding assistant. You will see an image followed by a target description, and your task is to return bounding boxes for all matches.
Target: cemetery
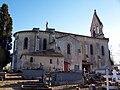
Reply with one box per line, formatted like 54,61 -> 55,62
0,68 -> 120,90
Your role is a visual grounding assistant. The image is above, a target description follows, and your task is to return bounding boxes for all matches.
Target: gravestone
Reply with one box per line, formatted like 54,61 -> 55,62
112,69 -> 118,82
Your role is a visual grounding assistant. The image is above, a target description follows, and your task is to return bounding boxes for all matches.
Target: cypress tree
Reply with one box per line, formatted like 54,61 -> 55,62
0,4 -> 12,70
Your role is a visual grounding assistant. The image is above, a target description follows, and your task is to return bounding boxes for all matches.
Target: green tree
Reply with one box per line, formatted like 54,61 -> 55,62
0,4 -> 12,70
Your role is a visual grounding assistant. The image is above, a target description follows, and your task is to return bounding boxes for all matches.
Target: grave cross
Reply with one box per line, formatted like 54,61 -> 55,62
104,69 -> 110,90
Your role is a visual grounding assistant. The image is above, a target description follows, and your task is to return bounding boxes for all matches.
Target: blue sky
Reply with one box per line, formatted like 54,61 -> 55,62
0,0 -> 120,63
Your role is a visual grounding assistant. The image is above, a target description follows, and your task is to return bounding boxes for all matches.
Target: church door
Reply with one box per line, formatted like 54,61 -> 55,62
64,62 -> 69,72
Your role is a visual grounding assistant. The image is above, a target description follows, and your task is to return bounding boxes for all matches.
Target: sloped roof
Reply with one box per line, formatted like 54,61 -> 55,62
14,28 -> 109,41
21,49 -> 63,58
94,10 -> 103,26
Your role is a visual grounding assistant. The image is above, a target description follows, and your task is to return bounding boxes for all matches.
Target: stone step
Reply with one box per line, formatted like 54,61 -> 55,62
20,81 -> 52,90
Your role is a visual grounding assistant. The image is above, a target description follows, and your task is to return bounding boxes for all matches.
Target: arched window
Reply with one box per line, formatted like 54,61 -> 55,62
93,30 -> 95,37
30,57 -> 33,63
57,59 -> 59,65
67,44 -> 71,54
43,38 -> 47,50
90,44 -> 93,55
96,26 -> 99,34
101,46 -> 105,56
24,37 -> 28,49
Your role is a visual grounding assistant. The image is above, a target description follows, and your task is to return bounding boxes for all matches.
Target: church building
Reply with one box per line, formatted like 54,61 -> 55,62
12,10 -> 112,73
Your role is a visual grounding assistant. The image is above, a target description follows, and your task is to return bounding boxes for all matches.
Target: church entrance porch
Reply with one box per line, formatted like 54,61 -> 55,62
82,60 -> 92,73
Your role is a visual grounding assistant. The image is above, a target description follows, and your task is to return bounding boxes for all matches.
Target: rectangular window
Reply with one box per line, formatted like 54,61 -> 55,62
50,59 -> 52,64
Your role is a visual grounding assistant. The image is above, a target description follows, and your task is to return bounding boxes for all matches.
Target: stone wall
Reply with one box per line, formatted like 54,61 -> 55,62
13,29 -> 111,72
51,72 -> 82,85
21,54 -> 64,72
22,69 -> 44,79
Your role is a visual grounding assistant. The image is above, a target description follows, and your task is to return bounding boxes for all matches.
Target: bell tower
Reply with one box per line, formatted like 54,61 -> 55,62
90,10 -> 104,38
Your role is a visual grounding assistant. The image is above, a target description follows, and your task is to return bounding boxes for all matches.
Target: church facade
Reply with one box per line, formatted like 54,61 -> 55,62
12,10 -> 112,73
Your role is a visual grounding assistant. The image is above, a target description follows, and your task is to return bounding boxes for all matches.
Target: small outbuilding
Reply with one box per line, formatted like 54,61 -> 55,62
20,49 -> 64,72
